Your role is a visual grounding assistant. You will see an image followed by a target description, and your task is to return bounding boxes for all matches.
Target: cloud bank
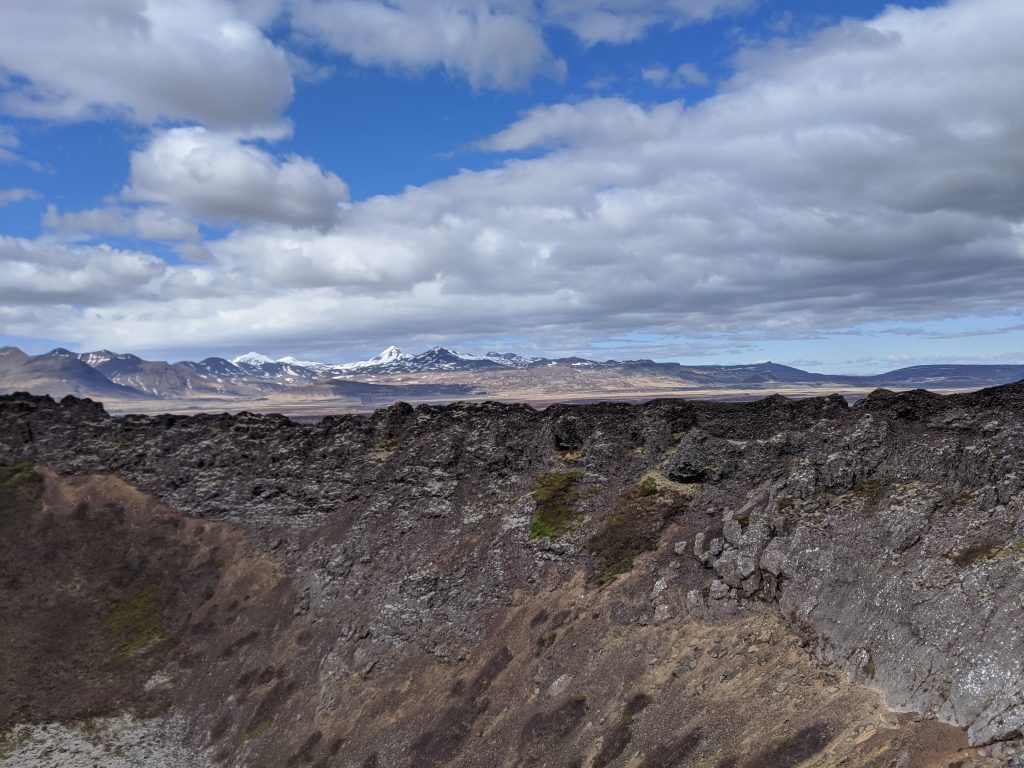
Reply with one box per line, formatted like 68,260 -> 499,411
1,0 -> 1023,361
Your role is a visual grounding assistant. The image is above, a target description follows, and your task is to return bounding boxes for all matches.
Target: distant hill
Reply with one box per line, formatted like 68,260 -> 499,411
849,364 -> 1024,389
0,347 -> 150,400
0,344 -> 1021,407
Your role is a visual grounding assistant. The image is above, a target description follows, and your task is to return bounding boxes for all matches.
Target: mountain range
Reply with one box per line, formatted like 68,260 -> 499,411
1,343 -> 1022,409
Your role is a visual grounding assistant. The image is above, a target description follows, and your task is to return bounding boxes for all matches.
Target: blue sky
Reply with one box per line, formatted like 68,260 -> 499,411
1,0 -> 1022,372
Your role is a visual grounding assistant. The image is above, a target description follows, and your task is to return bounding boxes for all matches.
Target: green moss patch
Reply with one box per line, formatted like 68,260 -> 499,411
588,481 -> 687,583
0,461 -> 44,524
983,540 -> 1024,563
538,630 -> 557,649
637,477 -> 658,496
104,584 -> 167,657
236,717 -> 273,743
848,477 -> 885,516
948,539 -> 1024,567
530,471 -> 583,539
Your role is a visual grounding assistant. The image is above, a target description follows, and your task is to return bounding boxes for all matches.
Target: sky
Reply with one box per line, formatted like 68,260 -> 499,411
0,0 -> 1022,373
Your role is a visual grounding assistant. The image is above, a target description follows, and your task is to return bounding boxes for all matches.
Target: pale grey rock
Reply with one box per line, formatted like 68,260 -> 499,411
689,533 -> 704,558
709,580 -> 730,601
759,539 -> 786,576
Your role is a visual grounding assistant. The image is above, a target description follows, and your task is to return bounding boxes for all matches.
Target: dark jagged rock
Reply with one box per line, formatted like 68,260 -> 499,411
1,385 -> 1022,766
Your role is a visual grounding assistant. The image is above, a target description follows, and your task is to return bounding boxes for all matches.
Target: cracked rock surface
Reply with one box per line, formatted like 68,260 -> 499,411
1,385 -> 1022,766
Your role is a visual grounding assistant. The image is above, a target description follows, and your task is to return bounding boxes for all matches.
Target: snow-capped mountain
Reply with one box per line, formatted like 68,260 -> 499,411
216,346 -> 544,376
231,352 -> 276,366
331,346 -> 543,375
77,350 -> 141,369
483,351 -> 542,368
234,352 -> 329,369
225,352 -> 324,383
179,357 -> 246,377
336,345 -> 414,372
6,343 -> 1023,405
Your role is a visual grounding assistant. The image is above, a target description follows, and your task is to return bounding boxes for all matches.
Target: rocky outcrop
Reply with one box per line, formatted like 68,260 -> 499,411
1,384 -> 1023,765
681,387 -> 1024,750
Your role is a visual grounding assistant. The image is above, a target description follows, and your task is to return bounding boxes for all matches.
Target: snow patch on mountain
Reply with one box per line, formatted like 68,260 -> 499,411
485,352 -> 541,367
277,356 -> 324,367
432,347 -> 486,362
330,346 -> 549,374
336,346 -> 414,371
231,352 -> 276,366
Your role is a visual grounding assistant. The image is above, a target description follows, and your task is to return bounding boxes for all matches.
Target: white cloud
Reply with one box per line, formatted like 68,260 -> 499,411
583,74 -> 619,91
542,0 -> 754,44
5,0 -> 1024,358
0,188 -> 39,207
0,0 -> 750,123
677,62 -> 710,86
641,66 -> 670,85
123,127 -> 349,227
0,0 -> 293,131
287,0 -> 748,88
43,204 -> 199,242
0,125 -> 47,171
0,0 -> 756,133
481,97 -> 684,150
132,207 -> 202,241
644,62 -> 710,87
40,125 -> 350,237
0,236 -> 166,306
290,0 -> 562,90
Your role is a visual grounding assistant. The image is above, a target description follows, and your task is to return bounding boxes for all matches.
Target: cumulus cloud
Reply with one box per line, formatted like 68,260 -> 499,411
0,236 -> 166,306
290,0 -> 562,90
5,0 -> 1024,358
0,0 -> 751,121
42,126 -> 349,234
481,97 -> 685,150
0,0 -> 293,131
122,127 -> 349,228
43,204 -> 199,242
